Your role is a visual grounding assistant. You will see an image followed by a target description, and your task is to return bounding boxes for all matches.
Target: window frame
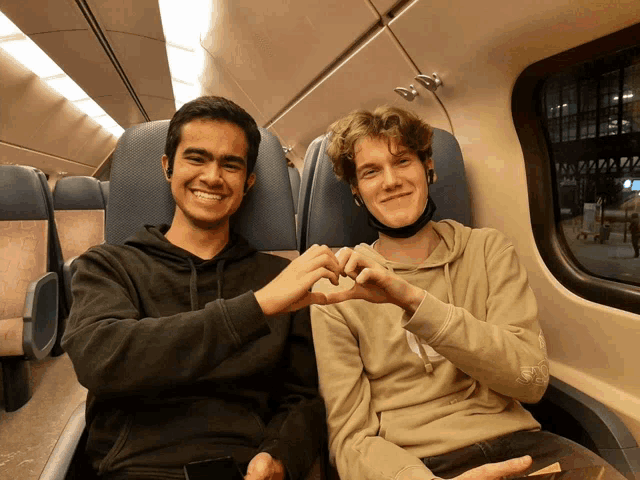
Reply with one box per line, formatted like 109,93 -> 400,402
512,22 -> 640,315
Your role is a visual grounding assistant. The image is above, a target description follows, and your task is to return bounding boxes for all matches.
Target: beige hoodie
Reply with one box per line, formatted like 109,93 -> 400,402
311,220 -> 549,480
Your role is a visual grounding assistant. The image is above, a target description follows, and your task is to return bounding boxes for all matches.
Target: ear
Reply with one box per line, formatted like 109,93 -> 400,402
161,155 -> 171,182
350,184 -> 359,197
426,159 -> 437,185
244,172 -> 256,195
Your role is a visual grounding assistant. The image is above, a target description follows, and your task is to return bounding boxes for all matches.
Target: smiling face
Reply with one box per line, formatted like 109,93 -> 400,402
352,136 -> 431,228
162,118 -> 254,233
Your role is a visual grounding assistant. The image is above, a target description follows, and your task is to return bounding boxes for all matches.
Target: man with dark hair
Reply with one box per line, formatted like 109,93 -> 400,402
63,96 -> 338,480
310,106 -> 628,480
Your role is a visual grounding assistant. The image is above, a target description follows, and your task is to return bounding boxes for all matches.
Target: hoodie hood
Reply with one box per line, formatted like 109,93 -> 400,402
353,219 -> 473,271
353,219 -> 473,373
124,224 -> 256,310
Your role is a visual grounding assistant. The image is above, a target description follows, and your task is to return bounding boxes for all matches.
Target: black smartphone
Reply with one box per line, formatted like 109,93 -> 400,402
183,456 -> 245,480
511,465 -> 606,480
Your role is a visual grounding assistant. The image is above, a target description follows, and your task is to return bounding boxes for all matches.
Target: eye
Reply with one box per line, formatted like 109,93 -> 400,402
362,169 -> 377,178
187,156 -> 204,163
398,158 -> 411,165
224,162 -> 242,171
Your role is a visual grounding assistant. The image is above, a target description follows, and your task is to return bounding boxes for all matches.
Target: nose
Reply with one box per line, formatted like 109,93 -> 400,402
382,166 -> 401,189
201,161 -> 223,185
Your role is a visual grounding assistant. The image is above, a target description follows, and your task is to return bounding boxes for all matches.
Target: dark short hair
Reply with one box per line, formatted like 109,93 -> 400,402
326,106 -> 433,186
165,96 -> 261,176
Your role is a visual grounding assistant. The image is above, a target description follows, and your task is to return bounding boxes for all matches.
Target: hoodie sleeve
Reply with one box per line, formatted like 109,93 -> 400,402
257,307 -> 327,480
401,230 -> 549,404
311,304 -> 438,480
61,248 -> 270,397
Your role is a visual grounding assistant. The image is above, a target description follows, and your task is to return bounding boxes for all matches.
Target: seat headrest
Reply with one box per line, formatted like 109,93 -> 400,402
0,165 -> 50,221
106,120 -> 296,250
303,128 -> 472,249
53,176 -> 105,210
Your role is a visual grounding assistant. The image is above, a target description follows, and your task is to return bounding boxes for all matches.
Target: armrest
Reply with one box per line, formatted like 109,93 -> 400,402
23,271 -> 58,360
39,401 -> 86,480
62,256 -> 79,311
526,376 -> 640,480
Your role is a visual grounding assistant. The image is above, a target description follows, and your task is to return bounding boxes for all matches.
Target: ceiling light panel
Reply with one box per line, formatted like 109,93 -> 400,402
158,0 -> 212,109
0,9 -> 124,138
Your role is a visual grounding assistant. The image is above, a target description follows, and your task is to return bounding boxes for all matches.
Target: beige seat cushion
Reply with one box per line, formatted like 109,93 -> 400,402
0,220 -> 48,356
55,210 -> 105,261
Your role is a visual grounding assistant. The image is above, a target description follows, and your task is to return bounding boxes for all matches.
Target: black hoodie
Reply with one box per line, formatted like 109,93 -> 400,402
61,225 -> 326,480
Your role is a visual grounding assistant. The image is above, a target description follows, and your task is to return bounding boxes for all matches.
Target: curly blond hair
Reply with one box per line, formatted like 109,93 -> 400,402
326,106 -> 434,186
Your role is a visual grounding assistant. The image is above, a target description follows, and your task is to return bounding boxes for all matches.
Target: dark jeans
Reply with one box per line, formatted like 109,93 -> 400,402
421,430 -> 627,479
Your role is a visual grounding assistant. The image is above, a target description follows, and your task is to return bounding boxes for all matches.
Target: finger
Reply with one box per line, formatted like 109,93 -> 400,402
246,455 -> 271,480
313,247 -> 343,281
355,267 -> 384,286
303,267 -> 340,290
343,252 -> 373,280
324,286 -> 363,304
335,247 -> 353,275
342,252 -> 360,280
300,253 -> 341,283
479,456 -> 532,479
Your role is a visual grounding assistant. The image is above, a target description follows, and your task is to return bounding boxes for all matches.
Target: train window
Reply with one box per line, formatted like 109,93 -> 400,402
540,46 -> 640,284
513,23 -> 640,314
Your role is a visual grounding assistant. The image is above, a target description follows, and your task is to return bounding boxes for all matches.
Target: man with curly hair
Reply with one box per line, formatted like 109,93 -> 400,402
310,106 -> 627,480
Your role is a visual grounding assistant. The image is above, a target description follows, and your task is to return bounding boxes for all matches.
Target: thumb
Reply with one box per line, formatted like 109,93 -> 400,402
488,456 -> 532,478
246,453 -> 271,478
457,455 -> 532,480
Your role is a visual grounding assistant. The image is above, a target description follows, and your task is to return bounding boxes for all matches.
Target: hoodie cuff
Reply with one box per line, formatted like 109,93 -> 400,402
212,291 -> 270,347
400,290 -> 453,343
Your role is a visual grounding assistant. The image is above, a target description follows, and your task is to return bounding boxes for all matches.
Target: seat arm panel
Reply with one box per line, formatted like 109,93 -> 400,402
527,376 -> 639,480
545,376 -> 637,450
23,271 -> 58,360
39,402 -> 86,480
62,256 -> 79,312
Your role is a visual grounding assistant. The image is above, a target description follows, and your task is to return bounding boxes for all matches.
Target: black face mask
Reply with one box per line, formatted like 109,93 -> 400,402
363,195 -> 437,238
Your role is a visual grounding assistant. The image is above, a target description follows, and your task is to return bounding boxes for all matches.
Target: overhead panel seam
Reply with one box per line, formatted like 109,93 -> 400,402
73,0 -> 150,122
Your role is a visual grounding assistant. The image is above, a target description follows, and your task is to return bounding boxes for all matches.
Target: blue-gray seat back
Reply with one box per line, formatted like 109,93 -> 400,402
296,135 -> 325,251
288,166 -> 300,213
301,128 -> 472,251
53,177 -> 105,211
106,120 -> 297,250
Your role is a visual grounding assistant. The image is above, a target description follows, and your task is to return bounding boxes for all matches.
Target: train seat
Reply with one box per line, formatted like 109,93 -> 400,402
300,128 -> 639,480
99,180 -> 110,209
0,165 -> 59,412
52,176 -> 106,311
288,165 -> 301,213
39,120 -> 322,480
296,134 -> 325,251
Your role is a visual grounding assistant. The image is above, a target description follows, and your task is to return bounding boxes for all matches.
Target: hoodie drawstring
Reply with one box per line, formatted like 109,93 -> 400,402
186,258 -> 226,311
444,263 -> 454,305
407,262 -> 455,376
187,258 -> 198,311
216,260 -> 225,299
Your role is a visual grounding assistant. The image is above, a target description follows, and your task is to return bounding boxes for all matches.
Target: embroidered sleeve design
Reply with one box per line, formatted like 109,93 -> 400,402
539,330 -> 547,353
516,359 -> 549,386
